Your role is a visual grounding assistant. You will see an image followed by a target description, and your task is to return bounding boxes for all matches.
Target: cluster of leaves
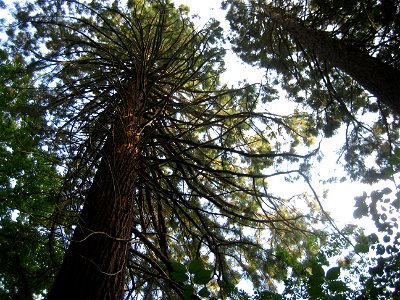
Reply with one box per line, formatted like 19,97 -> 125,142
307,184 -> 400,300
275,156 -> 400,299
352,171 -> 400,298
258,230 -> 354,300
170,259 -> 214,299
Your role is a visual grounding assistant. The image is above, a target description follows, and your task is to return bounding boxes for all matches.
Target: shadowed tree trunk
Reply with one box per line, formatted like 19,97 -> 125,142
48,95 -> 142,299
260,5 -> 400,115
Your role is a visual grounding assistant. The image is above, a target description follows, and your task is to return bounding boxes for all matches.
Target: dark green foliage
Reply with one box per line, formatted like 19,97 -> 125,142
170,259 -> 214,299
0,49 -> 62,298
0,219 -> 53,299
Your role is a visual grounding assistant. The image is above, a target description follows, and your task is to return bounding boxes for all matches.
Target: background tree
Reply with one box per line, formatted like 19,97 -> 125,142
223,0 -> 400,183
3,0 -> 328,299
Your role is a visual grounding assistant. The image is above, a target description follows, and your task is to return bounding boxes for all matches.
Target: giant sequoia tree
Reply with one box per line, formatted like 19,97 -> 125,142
3,0 -> 327,299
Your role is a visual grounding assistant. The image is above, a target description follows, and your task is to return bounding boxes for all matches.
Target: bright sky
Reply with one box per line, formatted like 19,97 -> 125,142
171,0 -> 388,233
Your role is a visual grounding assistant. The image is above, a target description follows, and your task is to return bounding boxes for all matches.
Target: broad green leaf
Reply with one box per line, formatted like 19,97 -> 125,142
383,167 -> 395,177
368,233 -> 379,244
171,262 -> 186,273
193,269 -> 212,285
188,259 -> 203,274
389,149 -> 400,164
183,284 -> 195,299
353,206 -> 369,219
376,244 -> 385,255
355,242 -> 369,254
171,271 -> 188,283
326,267 -> 340,281
311,263 -> 325,278
328,280 -> 347,292
198,287 -> 210,298
308,284 -> 323,298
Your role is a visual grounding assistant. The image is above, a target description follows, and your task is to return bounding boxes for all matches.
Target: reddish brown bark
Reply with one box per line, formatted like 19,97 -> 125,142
48,109 -> 140,300
260,5 -> 400,115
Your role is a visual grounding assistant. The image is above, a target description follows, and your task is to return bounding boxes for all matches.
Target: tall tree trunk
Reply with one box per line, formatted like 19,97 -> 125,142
260,5 -> 400,115
48,108 -> 140,300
